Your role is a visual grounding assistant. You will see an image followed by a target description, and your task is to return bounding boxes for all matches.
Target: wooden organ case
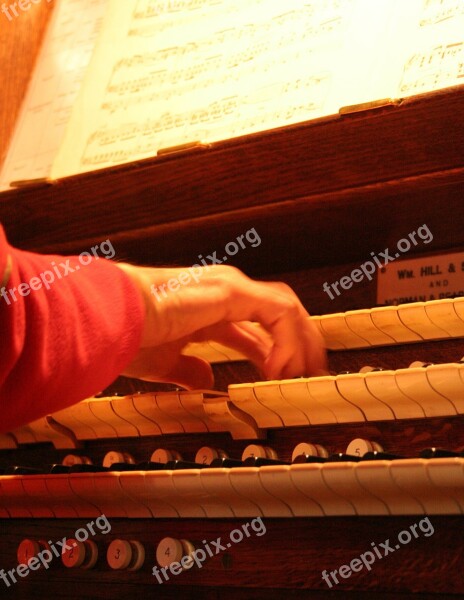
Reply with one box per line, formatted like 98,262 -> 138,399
1,3 -> 464,599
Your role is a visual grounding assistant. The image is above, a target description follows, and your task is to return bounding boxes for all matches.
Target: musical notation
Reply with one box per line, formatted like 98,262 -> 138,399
0,0 -> 108,190
400,42 -> 464,93
51,0 -> 351,177
84,73 -> 330,166
420,0 -> 464,26
48,0 -> 464,181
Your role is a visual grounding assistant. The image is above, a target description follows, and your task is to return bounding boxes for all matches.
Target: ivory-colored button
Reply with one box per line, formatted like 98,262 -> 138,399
107,539 -> 145,571
102,451 -> 125,468
107,539 -> 132,570
156,537 -> 185,568
127,541 -> 145,571
151,448 -> 182,464
242,445 -> 277,461
62,455 -> 92,467
195,446 -> 227,465
292,443 -> 328,462
180,540 -> 195,570
17,539 -> 40,565
62,539 -> 98,570
346,438 -> 383,457
102,451 -> 135,468
62,539 -> 86,568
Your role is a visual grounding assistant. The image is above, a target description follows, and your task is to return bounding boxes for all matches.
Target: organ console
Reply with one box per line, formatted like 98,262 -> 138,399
1,2 -> 464,599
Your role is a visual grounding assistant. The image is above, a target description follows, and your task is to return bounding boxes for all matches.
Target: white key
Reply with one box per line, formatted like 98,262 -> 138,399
395,366 -> 457,417
364,370 -> 425,419
390,458 -> 461,514
179,391 -> 226,433
0,476 -> 32,517
425,363 -> 464,413
290,463 -> 356,516
172,469 -> 232,517
156,392 -> 207,434
259,465 -> 324,516
119,472 -> 177,518
51,402 -> 99,440
397,302 -> 450,340
89,398 -> 139,438
425,299 -> 464,336
145,469 -> 206,518
229,467 -> 293,517
306,375 -> 365,423
322,461 -> 389,515
200,468 -> 262,518
44,475 -> 80,518
319,314 -> 370,348
279,380 -> 337,424
426,457 -> 464,513
355,461 -> 424,515
228,384 -> 283,428
253,381 -> 309,426
202,396 -> 262,439
335,373 -> 395,421
370,306 -> 421,343
21,476 -> 54,518
345,310 -> 396,345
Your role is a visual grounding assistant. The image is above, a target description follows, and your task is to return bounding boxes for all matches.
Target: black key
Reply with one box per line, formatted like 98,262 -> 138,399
108,462 -> 141,472
362,451 -> 405,461
243,457 -> 289,467
48,464 -> 71,474
165,460 -> 208,470
292,454 -> 327,464
69,464 -> 109,473
4,466 -> 44,475
136,461 -> 166,471
327,453 -> 363,463
210,457 -> 244,468
420,447 -> 461,459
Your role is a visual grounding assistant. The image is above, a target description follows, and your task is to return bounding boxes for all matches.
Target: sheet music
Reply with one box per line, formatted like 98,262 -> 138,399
0,0 -> 108,191
397,0 -> 464,95
52,0 -> 371,178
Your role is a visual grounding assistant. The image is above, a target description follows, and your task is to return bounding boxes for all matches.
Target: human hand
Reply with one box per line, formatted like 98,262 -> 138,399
117,263 -> 327,389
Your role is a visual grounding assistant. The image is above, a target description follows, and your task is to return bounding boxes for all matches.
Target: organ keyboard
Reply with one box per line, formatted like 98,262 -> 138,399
1,297 -> 464,597
0,21 -> 463,591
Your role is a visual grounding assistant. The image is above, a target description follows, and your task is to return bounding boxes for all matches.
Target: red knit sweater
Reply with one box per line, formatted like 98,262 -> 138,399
0,225 -> 144,433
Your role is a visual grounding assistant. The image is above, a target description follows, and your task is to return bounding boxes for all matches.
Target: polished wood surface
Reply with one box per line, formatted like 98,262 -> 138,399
1,89 -> 463,277
0,516 -> 461,599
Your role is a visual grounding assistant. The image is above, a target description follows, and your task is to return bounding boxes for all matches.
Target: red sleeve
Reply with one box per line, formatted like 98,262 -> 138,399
0,225 -> 145,433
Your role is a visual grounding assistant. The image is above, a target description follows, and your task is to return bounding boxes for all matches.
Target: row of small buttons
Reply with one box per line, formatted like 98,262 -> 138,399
17,537 -> 192,572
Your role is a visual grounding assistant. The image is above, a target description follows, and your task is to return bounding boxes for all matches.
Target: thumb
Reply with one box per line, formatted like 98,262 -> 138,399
132,353 -> 215,390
